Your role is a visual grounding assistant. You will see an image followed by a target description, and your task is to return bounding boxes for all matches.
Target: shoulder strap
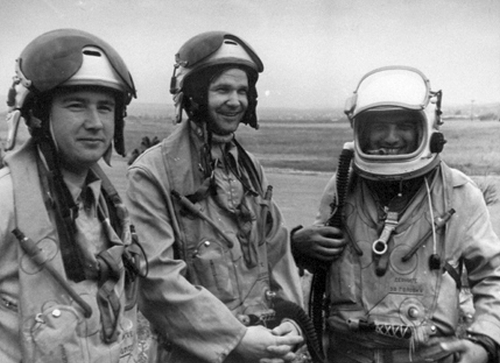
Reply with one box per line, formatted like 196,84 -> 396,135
233,138 -> 263,196
160,141 -> 189,261
91,164 -> 126,237
37,139 -> 87,282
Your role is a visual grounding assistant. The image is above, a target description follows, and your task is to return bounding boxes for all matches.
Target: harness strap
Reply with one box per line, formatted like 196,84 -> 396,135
96,246 -> 123,343
37,139 -> 87,282
185,137 -> 263,203
97,279 -> 121,343
443,262 -> 462,290
234,138 -> 263,196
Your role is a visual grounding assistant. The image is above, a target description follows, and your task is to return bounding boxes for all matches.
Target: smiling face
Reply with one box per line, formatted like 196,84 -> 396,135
361,111 -> 421,155
50,87 -> 116,174
207,68 -> 249,135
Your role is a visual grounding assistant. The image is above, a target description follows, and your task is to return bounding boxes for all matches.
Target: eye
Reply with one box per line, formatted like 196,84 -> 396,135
212,85 -> 230,94
238,88 -> 248,96
66,100 -> 85,110
399,122 -> 415,132
370,122 -> 386,132
98,103 -> 115,113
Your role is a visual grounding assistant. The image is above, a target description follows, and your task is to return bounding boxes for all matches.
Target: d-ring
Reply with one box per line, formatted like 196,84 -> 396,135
372,239 -> 388,255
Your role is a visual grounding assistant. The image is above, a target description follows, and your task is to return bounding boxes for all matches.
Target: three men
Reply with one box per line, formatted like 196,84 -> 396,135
0,29 -> 142,363
292,66 -> 500,363
126,32 -> 309,362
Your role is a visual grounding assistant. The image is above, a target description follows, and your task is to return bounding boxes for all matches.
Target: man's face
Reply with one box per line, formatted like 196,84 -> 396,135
50,88 -> 115,173
363,112 -> 420,155
207,68 -> 249,135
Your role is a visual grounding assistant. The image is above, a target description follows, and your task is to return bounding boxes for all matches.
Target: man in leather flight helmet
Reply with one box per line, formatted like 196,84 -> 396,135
0,28 -> 143,363
126,31 -> 321,362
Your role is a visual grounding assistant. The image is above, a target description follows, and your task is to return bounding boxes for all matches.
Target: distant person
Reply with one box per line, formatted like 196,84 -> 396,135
126,31 -> 323,362
0,29 -> 144,363
291,66 -> 500,363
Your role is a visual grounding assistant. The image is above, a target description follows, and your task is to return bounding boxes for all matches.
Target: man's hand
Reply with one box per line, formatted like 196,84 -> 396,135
232,325 -> 303,363
263,319 -> 303,361
291,225 -> 346,263
419,337 -> 488,363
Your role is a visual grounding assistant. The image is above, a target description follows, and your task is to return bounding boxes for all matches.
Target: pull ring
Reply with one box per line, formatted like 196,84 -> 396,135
372,239 -> 389,255
372,211 -> 398,256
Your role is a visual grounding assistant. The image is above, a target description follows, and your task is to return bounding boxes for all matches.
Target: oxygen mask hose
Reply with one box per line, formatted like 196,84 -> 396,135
309,142 -> 354,356
326,142 -> 354,230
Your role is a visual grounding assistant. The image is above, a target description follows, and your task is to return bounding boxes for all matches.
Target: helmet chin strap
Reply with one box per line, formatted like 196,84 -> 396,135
48,115 -> 59,152
103,145 -> 113,165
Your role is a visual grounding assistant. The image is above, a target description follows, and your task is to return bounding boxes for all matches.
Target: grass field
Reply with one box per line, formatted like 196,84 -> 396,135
122,112 -> 500,175
106,115 -> 500,233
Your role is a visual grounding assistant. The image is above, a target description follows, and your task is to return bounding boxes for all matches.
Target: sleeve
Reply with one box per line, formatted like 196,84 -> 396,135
313,173 -> 337,226
458,181 -> 500,348
0,168 -> 24,361
125,163 -> 246,363
0,168 -> 14,247
257,165 -> 304,307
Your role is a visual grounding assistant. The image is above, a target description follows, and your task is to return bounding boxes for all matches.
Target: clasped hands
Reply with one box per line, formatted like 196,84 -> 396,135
233,320 -> 303,363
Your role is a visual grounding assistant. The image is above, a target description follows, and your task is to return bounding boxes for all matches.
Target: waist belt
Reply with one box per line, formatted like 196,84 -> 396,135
328,337 -> 456,363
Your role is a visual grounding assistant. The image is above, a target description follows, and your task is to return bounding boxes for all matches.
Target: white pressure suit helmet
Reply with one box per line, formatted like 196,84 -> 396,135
170,31 -> 264,128
344,66 -> 446,181
5,28 -> 136,155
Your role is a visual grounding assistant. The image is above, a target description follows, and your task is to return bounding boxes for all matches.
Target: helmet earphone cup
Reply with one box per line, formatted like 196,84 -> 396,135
429,132 -> 446,153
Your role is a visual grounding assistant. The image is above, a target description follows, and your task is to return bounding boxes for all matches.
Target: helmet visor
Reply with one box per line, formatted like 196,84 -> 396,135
19,29 -> 135,97
351,67 -> 430,118
175,31 -> 263,72
356,110 -> 425,158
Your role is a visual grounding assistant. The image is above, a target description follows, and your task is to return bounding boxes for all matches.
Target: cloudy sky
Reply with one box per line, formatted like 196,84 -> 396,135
1,0 -> 499,111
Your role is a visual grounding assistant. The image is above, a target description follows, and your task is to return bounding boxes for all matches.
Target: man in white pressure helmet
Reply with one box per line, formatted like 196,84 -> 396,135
126,31 -> 326,363
0,29 -> 144,363
291,66 -> 500,362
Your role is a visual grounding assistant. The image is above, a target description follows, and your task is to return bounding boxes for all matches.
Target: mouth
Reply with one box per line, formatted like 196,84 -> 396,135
366,148 -> 405,155
218,111 -> 242,118
78,137 -> 105,144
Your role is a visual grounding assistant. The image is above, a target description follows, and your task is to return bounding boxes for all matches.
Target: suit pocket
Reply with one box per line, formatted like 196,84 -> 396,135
192,239 -> 236,303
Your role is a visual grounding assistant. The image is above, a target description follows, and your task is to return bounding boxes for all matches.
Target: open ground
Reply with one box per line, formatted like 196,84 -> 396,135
104,117 -> 500,235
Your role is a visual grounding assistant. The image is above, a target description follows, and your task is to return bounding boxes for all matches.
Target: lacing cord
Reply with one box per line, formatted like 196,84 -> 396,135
425,178 -> 438,256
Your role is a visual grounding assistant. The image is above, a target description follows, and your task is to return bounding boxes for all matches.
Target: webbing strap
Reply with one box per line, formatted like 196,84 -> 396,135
37,139 -> 86,282
443,262 -> 462,290
96,247 -> 123,343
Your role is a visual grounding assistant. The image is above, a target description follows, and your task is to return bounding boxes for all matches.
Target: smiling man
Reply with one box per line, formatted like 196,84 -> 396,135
291,66 -> 500,363
361,110 -> 422,156
125,32 -> 315,363
0,29 -> 143,363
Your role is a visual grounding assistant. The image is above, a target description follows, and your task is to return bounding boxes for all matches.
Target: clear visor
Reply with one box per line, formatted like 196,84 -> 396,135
355,110 -> 425,157
350,67 -> 430,118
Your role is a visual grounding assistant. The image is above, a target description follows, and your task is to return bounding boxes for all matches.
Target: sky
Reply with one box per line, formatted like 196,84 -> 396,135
1,0 -> 499,112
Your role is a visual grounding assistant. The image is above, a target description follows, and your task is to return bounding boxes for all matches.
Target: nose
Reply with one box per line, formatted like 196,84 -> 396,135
384,125 -> 400,144
85,106 -> 104,129
226,91 -> 242,107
